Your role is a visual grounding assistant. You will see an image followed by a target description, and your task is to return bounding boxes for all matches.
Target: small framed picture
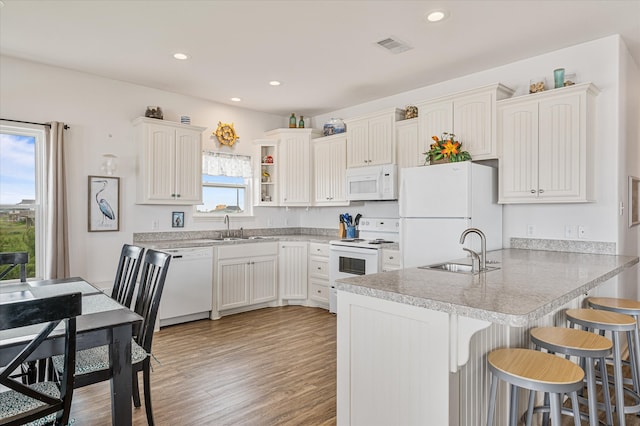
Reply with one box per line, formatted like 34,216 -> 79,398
88,176 -> 120,232
172,211 -> 185,228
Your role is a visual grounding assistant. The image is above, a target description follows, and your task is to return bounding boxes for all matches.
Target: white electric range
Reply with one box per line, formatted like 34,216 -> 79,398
328,217 -> 399,313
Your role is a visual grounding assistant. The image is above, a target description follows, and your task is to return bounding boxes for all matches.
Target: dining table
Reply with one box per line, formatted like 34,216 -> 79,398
0,276 -> 143,426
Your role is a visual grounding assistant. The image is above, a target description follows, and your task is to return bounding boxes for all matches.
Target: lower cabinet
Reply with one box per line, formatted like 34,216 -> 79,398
216,242 -> 278,312
279,241 -> 309,301
381,249 -> 401,272
308,242 -> 330,306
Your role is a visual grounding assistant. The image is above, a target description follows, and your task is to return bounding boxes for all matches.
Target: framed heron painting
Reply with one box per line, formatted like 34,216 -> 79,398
88,175 -> 120,232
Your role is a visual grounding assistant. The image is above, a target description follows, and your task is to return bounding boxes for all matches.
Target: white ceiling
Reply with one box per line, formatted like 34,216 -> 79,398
1,0 -> 639,117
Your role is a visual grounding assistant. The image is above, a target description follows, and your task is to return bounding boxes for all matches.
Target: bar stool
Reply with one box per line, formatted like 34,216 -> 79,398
529,326 -> 614,426
588,297 -> 640,389
487,348 -> 584,426
566,308 -> 640,426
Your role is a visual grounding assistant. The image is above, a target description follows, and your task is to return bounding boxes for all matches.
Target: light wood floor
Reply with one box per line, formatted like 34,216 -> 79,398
68,306 -> 337,425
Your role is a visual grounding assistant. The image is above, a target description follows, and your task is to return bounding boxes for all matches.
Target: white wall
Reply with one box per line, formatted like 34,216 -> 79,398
316,35 -> 628,249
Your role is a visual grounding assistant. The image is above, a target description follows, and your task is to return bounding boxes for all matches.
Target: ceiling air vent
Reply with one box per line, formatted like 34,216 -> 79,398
375,36 -> 412,54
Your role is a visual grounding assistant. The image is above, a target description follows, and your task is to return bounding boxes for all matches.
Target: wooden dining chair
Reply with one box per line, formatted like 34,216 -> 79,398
0,291 -> 82,426
111,244 -> 145,308
52,249 -> 171,426
0,251 -> 28,282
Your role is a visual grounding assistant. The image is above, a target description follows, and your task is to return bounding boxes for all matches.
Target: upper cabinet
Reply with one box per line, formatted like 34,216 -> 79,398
395,118 -> 421,169
313,133 -> 349,206
345,108 -> 404,168
415,83 -> 514,162
134,117 -> 206,205
263,128 -> 321,207
497,82 -> 599,204
254,139 -> 279,207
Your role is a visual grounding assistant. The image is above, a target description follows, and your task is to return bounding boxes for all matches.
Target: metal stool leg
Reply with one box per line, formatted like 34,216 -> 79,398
509,384 -> 519,426
487,375 -> 498,426
612,332 -> 627,426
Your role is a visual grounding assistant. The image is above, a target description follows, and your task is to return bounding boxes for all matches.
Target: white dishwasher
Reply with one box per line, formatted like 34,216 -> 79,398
158,246 -> 213,327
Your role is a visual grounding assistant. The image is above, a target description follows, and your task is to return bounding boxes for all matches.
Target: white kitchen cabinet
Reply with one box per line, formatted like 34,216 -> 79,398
215,242 -> 278,312
264,128 -> 321,206
345,108 -> 404,168
308,242 -> 330,306
395,118 -> 421,169
253,139 -> 279,206
498,82 -> 598,203
133,117 -> 205,204
312,134 -> 349,206
279,241 -> 309,301
415,84 -> 514,161
381,248 -> 400,272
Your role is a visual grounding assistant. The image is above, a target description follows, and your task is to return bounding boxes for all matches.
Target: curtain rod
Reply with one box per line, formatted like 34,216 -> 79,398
0,118 -> 70,130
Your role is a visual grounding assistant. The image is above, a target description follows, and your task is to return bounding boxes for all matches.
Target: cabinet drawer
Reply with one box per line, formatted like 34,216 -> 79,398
217,242 -> 278,260
382,249 -> 400,266
309,242 -> 330,257
309,281 -> 329,303
309,258 -> 329,277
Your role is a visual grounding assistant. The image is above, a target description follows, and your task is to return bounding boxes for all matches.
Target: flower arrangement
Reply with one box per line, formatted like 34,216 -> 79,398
424,132 -> 471,164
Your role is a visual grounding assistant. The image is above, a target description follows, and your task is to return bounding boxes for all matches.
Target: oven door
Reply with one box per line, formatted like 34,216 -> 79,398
329,244 -> 380,313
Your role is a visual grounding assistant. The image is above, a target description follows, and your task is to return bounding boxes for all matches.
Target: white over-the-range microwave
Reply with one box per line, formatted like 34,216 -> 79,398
345,164 -> 398,201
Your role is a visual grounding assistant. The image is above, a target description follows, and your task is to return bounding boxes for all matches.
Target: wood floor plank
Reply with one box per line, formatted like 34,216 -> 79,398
68,306 -> 336,425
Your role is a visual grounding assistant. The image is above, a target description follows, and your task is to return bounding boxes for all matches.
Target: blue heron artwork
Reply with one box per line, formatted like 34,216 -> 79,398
89,176 -> 119,231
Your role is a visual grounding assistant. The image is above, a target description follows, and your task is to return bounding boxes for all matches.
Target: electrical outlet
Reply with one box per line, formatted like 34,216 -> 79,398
564,225 -> 577,239
284,218 -> 290,226
527,224 -> 535,237
578,226 -> 588,239
267,218 -> 273,227
151,219 -> 159,230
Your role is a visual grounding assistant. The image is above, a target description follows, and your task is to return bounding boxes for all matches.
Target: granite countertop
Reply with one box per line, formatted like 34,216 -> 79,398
336,248 -> 639,327
138,234 -> 336,249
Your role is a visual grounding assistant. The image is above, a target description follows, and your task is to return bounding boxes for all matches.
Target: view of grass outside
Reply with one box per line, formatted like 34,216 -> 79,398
0,131 -> 37,280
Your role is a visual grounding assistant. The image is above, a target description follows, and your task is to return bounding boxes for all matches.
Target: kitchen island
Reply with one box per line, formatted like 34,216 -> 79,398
335,248 -> 639,425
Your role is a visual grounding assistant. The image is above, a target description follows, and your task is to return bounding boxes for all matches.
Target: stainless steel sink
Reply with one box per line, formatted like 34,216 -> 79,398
419,262 -> 500,275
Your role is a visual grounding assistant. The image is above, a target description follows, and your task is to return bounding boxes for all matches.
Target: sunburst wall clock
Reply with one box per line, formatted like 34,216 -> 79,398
214,121 -> 239,146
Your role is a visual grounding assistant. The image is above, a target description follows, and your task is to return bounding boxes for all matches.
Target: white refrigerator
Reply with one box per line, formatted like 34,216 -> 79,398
399,162 -> 502,268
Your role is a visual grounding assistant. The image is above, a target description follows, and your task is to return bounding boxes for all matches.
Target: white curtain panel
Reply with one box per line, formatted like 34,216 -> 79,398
202,151 -> 252,178
44,121 -> 69,279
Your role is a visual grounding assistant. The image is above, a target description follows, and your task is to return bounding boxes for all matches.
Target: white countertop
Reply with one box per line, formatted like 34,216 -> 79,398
335,248 -> 639,327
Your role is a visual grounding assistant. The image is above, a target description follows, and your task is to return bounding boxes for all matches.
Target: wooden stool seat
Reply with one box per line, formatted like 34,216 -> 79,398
588,297 -> 640,315
530,327 -> 613,426
566,308 -> 640,425
487,348 -> 584,426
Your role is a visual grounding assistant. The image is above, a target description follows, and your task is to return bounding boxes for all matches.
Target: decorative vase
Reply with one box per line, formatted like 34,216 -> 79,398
554,68 -> 565,89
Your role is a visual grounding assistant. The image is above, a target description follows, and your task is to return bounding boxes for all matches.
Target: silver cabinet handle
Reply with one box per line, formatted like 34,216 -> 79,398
539,189 -> 545,193
530,190 -> 536,194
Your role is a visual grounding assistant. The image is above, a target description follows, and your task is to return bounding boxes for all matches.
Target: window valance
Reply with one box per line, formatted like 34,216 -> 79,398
202,151 -> 252,178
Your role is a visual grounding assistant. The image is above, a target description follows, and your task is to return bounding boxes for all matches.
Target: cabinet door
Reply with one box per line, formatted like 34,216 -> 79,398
217,258 -> 249,310
537,94 -> 582,200
280,134 -> 311,205
418,100 -> 453,153
368,114 -> 395,166
346,119 -> 369,168
144,123 -> 177,202
454,92 -> 493,159
174,128 -> 203,203
279,242 -> 308,299
313,141 -> 332,204
396,119 -> 421,169
498,101 -> 539,202
313,136 -> 348,205
250,255 -> 278,304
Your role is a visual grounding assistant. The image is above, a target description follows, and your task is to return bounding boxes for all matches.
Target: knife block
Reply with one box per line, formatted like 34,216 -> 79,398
339,223 -> 346,238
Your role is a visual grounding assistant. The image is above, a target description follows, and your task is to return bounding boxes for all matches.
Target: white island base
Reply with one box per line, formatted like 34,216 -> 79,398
337,289 -> 591,425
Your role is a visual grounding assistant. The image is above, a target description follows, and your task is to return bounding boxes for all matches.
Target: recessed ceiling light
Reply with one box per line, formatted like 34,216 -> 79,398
230,97 -> 241,102
269,81 -> 281,86
173,53 -> 189,60
425,9 -> 448,23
